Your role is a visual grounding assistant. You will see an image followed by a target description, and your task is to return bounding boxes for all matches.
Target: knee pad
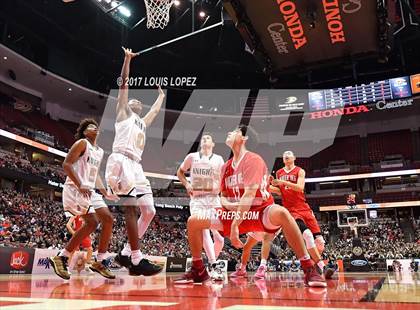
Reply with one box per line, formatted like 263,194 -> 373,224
302,229 -> 316,250
314,235 -> 325,252
295,219 -> 308,234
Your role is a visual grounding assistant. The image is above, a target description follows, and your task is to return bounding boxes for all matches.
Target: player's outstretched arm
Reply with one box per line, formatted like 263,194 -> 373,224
143,86 -> 165,127
116,47 -> 139,122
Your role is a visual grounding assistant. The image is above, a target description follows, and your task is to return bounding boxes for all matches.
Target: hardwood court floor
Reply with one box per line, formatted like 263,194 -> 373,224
0,271 -> 419,309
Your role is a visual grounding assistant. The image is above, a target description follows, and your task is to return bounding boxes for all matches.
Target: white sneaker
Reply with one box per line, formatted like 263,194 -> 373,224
209,263 -> 225,281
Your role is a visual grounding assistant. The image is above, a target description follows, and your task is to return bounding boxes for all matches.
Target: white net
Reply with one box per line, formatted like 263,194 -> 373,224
144,0 -> 175,29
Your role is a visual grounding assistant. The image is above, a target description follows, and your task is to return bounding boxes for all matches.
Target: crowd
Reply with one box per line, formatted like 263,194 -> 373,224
0,151 -> 65,183
323,220 -> 420,260
0,189 -> 419,266
0,189 -> 240,261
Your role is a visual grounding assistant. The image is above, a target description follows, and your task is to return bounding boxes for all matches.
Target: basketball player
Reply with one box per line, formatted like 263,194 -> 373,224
105,47 -> 164,276
271,150 -> 334,279
175,125 -> 325,287
66,215 -> 93,270
177,133 -> 225,280
50,119 -> 118,280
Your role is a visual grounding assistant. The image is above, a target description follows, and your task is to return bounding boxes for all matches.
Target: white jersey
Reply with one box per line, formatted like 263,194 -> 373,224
180,152 -> 224,197
65,139 -> 104,189
112,113 -> 146,162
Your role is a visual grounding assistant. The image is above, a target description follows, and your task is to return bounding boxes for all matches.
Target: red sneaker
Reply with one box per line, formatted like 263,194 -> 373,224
174,265 -> 209,284
303,266 -> 327,287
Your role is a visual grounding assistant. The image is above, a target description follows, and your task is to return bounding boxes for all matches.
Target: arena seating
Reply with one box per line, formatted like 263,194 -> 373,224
1,189 -> 418,263
367,130 -> 412,163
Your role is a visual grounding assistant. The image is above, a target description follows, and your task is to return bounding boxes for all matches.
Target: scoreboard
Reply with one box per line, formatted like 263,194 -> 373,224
308,74 -> 418,112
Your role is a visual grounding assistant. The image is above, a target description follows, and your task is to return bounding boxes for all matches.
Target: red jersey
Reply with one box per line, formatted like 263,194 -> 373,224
221,152 -> 274,211
73,215 -> 83,231
276,166 -> 310,212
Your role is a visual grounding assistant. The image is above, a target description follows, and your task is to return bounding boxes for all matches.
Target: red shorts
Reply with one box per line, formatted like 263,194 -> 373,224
79,237 -> 92,249
216,206 -> 278,237
288,209 -> 321,235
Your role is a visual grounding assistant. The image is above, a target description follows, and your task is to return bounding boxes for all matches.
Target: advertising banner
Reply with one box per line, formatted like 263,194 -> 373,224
32,248 -> 57,274
167,257 -> 187,272
0,247 -> 35,274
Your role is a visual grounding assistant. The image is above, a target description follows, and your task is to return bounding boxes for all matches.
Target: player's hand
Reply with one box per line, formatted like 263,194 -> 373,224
105,192 -> 119,202
78,187 -> 91,199
157,85 -> 165,97
230,224 -> 243,249
271,178 -> 282,186
185,182 -> 193,196
122,47 -> 140,59
223,202 -> 238,211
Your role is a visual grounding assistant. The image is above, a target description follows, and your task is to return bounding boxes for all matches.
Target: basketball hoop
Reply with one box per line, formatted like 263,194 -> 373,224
347,217 -> 358,238
144,0 -> 175,29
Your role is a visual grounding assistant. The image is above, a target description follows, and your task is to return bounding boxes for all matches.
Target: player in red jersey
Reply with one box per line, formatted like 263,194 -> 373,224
66,215 -> 93,267
270,150 -> 334,279
175,125 -> 325,287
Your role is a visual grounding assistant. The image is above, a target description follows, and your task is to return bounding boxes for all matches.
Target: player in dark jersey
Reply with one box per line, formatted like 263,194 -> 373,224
174,125 -> 325,287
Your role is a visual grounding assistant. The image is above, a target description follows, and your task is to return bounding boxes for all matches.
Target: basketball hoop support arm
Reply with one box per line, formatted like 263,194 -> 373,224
138,21 -> 223,55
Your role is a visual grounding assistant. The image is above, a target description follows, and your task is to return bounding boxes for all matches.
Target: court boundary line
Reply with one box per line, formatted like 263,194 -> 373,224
359,277 -> 386,302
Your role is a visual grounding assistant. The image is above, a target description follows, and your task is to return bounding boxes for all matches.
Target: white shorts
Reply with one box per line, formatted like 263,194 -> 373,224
190,195 -> 221,218
105,153 -> 152,197
62,184 -> 106,217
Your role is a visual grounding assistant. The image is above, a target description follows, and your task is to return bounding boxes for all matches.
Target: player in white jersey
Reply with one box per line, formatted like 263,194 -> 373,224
49,119 -> 118,280
177,133 -> 225,280
105,47 -> 165,276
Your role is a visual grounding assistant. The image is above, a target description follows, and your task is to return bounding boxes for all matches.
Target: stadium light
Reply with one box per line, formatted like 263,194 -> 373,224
110,1 -> 118,8
174,0 -> 180,6
199,11 -> 206,18
118,6 -> 131,17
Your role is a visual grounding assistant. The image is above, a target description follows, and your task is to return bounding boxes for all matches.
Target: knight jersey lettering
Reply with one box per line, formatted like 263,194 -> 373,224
65,139 -> 104,189
276,166 -> 310,212
180,152 -> 224,196
112,113 -> 146,162
221,152 -> 273,210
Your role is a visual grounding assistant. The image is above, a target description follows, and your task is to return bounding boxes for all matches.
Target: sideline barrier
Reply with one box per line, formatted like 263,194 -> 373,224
0,247 -> 35,274
0,247 -> 169,275
1,247 -> 417,274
